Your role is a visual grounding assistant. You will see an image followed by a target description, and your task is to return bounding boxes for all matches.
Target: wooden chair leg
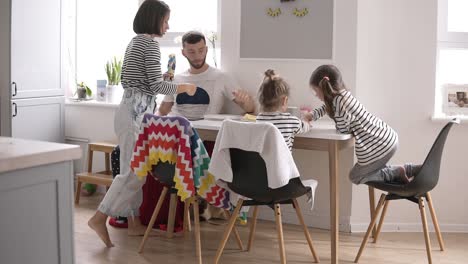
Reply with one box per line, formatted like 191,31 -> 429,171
192,198 -> 202,264
74,180 -> 82,204
214,199 -> 244,264
138,186 -> 168,253
368,186 -> 377,238
183,198 -> 192,237
225,210 -> 245,251
274,204 -> 287,264
247,206 -> 259,251
166,192 -> 177,238
426,192 -> 445,251
419,197 -> 433,264
373,200 -> 389,244
105,152 -> 110,173
354,194 -> 386,263
292,199 -> 320,263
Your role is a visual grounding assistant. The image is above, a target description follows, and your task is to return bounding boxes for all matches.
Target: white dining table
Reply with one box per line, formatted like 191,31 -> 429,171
191,117 -> 356,264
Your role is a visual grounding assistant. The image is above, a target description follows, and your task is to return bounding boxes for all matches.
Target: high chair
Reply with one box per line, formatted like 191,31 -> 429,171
74,142 -> 116,204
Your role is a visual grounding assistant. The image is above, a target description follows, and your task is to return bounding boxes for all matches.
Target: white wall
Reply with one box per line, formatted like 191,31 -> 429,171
353,0 -> 468,232
220,0 -> 357,231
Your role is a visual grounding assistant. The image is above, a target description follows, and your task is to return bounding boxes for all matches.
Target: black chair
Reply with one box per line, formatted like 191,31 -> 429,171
214,148 -> 320,264
354,119 -> 459,264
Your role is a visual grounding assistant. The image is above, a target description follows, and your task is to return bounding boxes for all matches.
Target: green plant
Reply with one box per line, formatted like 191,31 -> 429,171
105,57 -> 123,85
76,81 -> 92,97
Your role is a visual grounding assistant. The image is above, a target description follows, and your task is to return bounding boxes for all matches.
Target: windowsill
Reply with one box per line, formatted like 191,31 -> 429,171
431,113 -> 468,124
65,99 -> 119,108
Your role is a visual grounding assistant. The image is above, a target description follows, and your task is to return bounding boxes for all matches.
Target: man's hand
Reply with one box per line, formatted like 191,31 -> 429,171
232,89 -> 256,113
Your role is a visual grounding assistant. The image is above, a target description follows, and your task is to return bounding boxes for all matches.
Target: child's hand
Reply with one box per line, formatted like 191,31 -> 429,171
302,112 -> 313,122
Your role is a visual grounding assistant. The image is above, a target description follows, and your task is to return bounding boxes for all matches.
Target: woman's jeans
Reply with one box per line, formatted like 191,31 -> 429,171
97,89 -> 156,217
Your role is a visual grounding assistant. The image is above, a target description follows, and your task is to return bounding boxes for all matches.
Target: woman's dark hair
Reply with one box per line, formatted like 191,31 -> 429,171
133,0 -> 170,35
309,65 -> 347,120
182,31 -> 206,47
258,69 -> 290,112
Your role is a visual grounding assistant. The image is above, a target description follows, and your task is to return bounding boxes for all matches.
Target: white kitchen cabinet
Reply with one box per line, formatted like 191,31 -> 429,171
0,137 -> 81,264
12,96 -> 64,142
10,0 -> 63,99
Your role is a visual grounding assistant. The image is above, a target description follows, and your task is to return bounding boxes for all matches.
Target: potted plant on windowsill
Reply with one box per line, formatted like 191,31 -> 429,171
76,81 -> 92,99
105,57 -> 123,103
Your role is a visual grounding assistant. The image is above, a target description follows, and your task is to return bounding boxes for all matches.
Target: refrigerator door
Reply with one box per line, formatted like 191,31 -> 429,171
12,96 -> 65,143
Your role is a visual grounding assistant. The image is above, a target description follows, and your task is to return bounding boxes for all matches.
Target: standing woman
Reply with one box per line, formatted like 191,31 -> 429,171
88,0 -> 196,247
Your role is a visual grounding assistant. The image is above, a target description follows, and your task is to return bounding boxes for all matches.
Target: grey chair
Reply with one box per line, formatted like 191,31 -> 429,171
354,119 -> 459,264
214,148 -> 320,264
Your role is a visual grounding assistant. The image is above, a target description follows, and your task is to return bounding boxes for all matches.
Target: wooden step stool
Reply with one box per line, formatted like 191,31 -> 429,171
75,142 -> 117,204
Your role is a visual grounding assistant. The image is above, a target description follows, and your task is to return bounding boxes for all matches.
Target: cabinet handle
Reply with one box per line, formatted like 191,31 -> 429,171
12,102 -> 17,117
12,82 -> 17,97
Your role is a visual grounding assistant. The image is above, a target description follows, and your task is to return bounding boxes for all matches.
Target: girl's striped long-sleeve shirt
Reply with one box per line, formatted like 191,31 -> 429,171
312,90 -> 398,166
121,35 -> 177,96
256,112 -> 311,150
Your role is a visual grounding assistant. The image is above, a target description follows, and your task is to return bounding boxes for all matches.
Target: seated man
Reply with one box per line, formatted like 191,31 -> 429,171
159,31 -> 255,224
158,31 -> 256,119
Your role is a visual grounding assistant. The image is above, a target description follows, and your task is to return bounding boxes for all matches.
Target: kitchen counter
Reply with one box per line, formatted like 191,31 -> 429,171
0,136 -> 81,173
0,137 -> 81,264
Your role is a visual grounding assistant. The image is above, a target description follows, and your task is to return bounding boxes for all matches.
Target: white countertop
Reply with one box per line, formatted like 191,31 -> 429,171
192,117 -> 352,140
0,137 -> 82,174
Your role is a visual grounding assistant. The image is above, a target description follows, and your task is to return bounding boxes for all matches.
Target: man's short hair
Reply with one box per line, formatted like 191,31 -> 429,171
182,31 -> 206,47
133,0 -> 170,35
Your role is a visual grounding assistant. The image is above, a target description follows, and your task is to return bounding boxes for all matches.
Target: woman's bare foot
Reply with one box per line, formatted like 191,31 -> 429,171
88,211 -> 114,247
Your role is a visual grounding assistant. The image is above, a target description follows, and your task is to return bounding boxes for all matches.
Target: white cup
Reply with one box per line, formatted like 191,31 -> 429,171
286,106 -> 301,118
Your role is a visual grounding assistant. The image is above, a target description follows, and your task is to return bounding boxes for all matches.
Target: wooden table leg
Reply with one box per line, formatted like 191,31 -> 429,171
329,140 -> 339,264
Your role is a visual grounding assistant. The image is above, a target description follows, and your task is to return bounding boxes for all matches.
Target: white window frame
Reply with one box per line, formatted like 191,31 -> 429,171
436,0 -> 468,117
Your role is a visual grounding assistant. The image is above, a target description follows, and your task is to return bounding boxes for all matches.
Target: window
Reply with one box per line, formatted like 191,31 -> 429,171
74,0 -> 220,103
437,0 -> 468,116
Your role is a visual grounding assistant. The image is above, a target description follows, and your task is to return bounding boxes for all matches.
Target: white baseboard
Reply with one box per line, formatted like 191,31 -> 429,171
350,222 -> 468,233
254,206 -> 352,232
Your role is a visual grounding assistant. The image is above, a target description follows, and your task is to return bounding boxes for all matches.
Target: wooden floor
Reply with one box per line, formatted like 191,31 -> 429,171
75,194 -> 468,264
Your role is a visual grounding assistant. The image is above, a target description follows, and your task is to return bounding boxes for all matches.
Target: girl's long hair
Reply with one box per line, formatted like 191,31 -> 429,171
309,65 -> 347,120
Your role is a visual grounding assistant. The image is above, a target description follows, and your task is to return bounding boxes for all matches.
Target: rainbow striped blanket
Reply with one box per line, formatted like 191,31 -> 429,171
131,114 -> 231,209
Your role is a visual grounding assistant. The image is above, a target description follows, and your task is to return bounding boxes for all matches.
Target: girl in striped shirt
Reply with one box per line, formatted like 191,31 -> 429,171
256,69 -> 311,151
88,0 -> 196,248
305,65 -> 420,185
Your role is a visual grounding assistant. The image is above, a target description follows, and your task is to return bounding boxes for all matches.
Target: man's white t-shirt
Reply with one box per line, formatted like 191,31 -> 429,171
163,66 -> 238,120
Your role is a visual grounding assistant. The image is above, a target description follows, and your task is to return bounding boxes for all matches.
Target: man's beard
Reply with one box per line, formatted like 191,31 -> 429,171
188,57 -> 207,70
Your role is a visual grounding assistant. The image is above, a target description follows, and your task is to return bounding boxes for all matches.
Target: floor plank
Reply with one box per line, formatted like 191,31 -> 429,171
75,194 -> 468,264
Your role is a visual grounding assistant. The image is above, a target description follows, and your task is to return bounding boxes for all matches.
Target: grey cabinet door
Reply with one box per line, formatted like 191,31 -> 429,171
11,0 -> 63,99
12,96 -> 64,142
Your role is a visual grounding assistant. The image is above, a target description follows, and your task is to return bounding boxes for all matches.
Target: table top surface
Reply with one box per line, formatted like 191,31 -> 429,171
191,116 -> 353,141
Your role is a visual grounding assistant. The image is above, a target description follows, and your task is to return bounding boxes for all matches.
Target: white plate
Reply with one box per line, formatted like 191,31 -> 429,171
203,114 -> 243,121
